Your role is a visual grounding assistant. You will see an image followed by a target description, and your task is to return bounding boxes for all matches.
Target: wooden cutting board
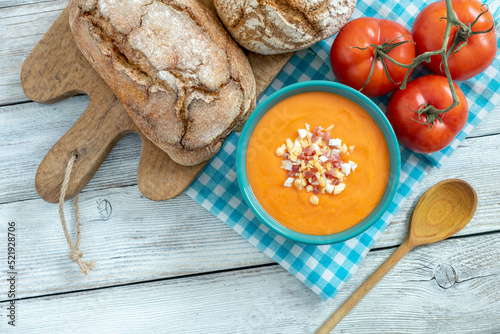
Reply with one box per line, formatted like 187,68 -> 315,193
20,1 -> 293,203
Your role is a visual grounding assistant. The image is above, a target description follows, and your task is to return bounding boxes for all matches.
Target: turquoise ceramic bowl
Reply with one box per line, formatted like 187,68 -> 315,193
236,81 -> 401,244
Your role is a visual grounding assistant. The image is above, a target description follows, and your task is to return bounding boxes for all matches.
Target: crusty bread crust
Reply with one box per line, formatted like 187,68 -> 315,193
69,0 -> 256,166
214,0 -> 357,55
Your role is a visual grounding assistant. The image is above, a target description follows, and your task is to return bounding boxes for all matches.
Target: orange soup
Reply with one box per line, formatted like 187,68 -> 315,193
246,91 -> 390,235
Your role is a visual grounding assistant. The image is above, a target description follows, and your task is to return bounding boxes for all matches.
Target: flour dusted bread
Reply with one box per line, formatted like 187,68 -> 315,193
69,0 -> 256,166
214,0 -> 357,55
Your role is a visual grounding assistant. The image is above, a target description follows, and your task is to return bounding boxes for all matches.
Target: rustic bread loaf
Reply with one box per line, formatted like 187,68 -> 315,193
214,0 -> 357,55
69,0 -> 256,166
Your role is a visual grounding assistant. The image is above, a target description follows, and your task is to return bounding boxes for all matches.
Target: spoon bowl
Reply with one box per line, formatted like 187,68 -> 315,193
317,179 -> 477,333
409,179 -> 478,246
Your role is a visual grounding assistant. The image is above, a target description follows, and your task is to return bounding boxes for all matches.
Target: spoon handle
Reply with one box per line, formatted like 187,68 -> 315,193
316,240 -> 414,334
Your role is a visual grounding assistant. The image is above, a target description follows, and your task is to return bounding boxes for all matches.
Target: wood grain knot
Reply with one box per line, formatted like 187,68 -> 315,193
246,308 -> 266,330
434,263 -> 457,289
97,199 -> 112,220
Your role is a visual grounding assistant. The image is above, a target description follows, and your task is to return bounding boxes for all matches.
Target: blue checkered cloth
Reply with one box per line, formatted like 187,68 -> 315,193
187,0 -> 500,300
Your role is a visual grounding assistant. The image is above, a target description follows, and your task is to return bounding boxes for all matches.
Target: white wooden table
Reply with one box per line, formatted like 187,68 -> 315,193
1,1 -> 500,333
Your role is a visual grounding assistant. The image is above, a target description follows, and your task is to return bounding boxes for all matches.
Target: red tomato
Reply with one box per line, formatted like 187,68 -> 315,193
330,18 -> 416,97
386,75 -> 468,153
412,0 -> 497,81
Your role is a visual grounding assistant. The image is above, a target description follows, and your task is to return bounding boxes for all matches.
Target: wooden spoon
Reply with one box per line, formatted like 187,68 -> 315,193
316,179 -> 477,333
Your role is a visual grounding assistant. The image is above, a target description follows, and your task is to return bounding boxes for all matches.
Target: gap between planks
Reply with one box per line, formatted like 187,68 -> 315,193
0,262 -> 279,304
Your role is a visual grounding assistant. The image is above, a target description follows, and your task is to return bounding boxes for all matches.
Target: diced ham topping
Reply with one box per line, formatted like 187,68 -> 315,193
312,186 -> 320,195
276,123 -> 356,205
303,147 -> 314,155
325,170 -> 336,179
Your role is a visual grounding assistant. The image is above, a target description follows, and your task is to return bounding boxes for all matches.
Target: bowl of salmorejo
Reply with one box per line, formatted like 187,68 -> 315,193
236,81 -> 400,244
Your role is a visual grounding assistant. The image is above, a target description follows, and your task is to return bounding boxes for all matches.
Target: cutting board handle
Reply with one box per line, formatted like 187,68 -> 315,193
35,92 -> 135,202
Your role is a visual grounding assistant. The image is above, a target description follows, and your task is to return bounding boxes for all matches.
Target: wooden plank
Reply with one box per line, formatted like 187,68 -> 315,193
0,0 -> 55,9
0,101 -> 499,298
2,0 -> 500,111
0,185 -> 271,298
0,0 -> 65,18
1,231 -> 499,333
319,232 -> 500,333
0,1 -> 75,106
0,0 -> 67,105
2,94 -> 500,205
467,105 -> 500,138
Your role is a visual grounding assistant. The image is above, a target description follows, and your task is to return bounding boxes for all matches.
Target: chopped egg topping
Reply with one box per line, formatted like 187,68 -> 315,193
276,124 -> 357,205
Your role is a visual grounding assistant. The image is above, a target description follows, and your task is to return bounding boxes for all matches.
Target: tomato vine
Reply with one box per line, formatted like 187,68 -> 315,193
360,0 -> 494,128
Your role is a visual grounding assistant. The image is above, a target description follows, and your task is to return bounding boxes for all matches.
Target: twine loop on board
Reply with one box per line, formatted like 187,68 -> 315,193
58,153 -> 95,275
